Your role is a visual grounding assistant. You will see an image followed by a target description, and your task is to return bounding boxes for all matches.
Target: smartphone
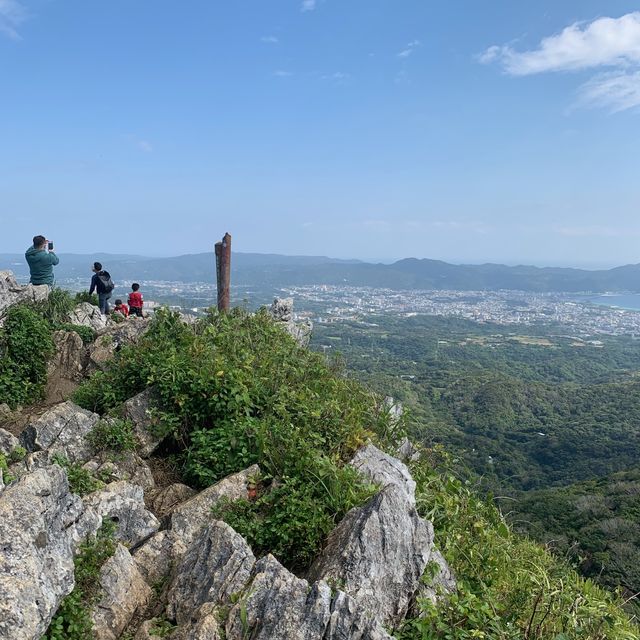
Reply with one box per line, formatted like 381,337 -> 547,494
48,241 -> 53,251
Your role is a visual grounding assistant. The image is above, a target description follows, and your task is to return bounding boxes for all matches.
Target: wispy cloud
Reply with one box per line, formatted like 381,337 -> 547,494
397,40 -> 421,58
0,0 -> 26,40
553,224 -> 640,238
261,35 -> 279,44
479,12 -> 640,112
301,0 -> 316,12
137,140 -> 153,153
321,71 -> 350,84
273,70 -> 293,78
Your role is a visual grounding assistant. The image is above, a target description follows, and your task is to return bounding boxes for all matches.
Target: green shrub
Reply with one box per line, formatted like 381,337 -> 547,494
52,323 -> 96,345
43,520 -> 117,640
31,288 -> 76,325
0,305 -> 55,407
0,453 -> 16,484
74,291 -> 99,306
87,418 -> 137,453
51,455 -> 104,496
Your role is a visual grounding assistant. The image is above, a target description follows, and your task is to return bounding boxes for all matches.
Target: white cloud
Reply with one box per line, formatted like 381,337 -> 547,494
397,39 -> 421,58
480,13 -> 640,113
481,13 -> 640,75
301,0 -> 316,12
578,70 -> 640,112
0,0 -> 26,40
261,35 -> 279,44
273,70 -> 293,77
321,71 -> 350,83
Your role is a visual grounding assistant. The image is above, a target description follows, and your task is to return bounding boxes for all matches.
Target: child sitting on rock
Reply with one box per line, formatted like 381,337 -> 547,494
113,299 -> 129,317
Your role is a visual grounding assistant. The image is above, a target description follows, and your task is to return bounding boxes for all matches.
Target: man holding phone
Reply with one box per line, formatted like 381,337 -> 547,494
25,235 -> 59,286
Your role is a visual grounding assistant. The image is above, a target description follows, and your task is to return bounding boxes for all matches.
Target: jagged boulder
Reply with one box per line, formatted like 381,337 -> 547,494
83,451 -> 156,494
307,483 -> 433,628
0,466 -> 101,640
167,521 -> 256,625
121,388 -> 164,458
0,427 -> 19,456
45,330 -> 88,404
416,548 -> 457,605
87,318 -> 152,372
0,270 -> 49,319
84,481 -> 159,547
150,482 -> 197,518
350,443 -> 417,505
91,544 -> 153,640
170,464 -> 259,552
20,401 -> 100,463
68,301 -> 107,331
133,530 -> 178,587
225,555 -> 392,640
269,297 -> 313,347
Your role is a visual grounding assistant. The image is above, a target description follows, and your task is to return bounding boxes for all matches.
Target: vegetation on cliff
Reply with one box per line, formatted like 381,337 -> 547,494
69,308 -> 638,638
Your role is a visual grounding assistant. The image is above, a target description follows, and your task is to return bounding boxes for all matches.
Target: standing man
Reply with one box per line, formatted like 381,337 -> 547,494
89,262 -> 114,315
25,235 -> 59,286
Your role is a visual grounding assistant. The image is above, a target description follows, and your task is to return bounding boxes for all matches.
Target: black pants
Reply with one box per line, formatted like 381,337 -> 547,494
130,306 -> 143,317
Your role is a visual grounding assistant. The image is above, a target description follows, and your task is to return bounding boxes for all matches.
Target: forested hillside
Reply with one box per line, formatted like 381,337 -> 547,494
312,314 -> 640,606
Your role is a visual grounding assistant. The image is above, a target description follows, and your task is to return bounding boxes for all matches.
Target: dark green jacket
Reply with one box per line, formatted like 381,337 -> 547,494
25,246 -> 59,286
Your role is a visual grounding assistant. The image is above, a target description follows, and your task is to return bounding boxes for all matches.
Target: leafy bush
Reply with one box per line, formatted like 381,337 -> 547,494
0,453 -> 15,484
0,305 -> 55,407
43,521 -> 117,640
53,323 -> 96,345
51,455 -> 104,496
87,418 -> 137,453
30,288 -> 76,325
74,291 -> 99,306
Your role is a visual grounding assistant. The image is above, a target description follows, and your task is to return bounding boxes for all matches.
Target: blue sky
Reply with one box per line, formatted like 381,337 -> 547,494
1,1 -> 639,266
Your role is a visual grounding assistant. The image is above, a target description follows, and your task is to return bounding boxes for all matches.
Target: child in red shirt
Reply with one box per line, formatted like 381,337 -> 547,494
128,283 -> 144,317
114,299 -> 129,317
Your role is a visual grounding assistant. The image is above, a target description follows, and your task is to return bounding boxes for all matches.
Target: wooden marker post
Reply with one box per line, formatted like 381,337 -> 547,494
215,232 -> 232,312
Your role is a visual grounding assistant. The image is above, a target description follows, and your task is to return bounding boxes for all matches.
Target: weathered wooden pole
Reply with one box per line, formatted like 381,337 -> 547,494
215,232 -> 232,311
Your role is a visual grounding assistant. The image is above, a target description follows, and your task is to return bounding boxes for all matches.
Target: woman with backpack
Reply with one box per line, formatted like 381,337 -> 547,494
89,261 -> 115,315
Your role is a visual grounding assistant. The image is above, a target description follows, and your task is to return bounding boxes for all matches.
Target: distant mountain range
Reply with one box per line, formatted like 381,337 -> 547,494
2,251 -> 640,293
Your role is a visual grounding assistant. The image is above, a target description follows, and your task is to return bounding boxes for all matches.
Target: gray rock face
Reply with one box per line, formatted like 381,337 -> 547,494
91,544 -> 153,640
167,521 -> 256,625
307,483 -> 433,628
133,530 -> 178,587
416,548 -> 457,606
68,301 -> 107,331
84,451 -> 156,494
150,482 -> 197,518
45,330 -> 88,404
20,401 -> 100,463
87,318 -> 151,372
122,388 -> 164,458
350,443 -> 416,505
0,466 -> 100,640
0,427 -> 19,456
0,270 -> 49,320
170,464 -> 259,552
84,481 -> 160,547
269,297 -> 313,347
225,555 -> 391,640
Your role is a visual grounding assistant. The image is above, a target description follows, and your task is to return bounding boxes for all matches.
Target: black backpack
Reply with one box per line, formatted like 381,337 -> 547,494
97,271 -> 115,293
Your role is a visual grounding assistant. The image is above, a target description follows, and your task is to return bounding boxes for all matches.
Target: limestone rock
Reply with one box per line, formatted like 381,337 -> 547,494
91,544 -> 153,640
0,466 -> 100,640
84,451 -> 156,494
170,603 -> 223,639
225,555 -> 391,640
20,401 -> 100,463
87,318 -> 152,372
415,548 -> 457,606
350,443 -> 416,505
150,482 -> 197,518
84,481 -> 160,547
269,297 -> 313,347
0,270 -> 49,320
307,484 -> 433,628
68,301 -> 107,331
167,521 -> 256,625
0,427 -> 19,456
45,330 -> 88,404
122,388 -> 164,457
133,530 -> 178,587
170,464 -> 259,551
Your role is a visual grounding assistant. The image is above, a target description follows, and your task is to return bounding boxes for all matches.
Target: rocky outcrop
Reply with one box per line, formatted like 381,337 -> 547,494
269,297 -> 313,347
0,427 -> 19,456
416,548 -> 457,606
84,451 -> 156,494
133,530 -> 177,586
170,464 -> 259,552
84,481 -> 159,547
308,484 -> 433,627
150,482 -> 197,518
0,271 -> 49,320
225,555 -> 392,640
88,318 -> 152,372
20,401 -> 100,463
68,301 -> 108,331
0,466 -> 100,640
45,330 -> 88,404
122,388 -> 164,458
167,521 -> 256,625
91,544 -> 153,640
